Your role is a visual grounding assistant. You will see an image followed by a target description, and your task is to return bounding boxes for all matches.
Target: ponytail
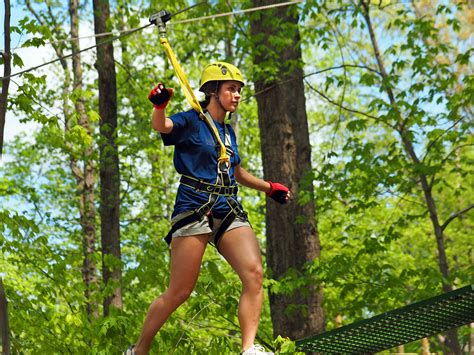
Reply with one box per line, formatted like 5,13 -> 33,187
199,95 -> 211,110
199,81 -> 221,111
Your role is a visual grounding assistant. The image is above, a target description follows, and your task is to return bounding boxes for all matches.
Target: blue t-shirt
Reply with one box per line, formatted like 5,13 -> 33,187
161,109 -> 242,217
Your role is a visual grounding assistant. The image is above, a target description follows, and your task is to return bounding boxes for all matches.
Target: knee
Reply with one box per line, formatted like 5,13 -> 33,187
168,286 -> 194,306
242,263 -> 264,292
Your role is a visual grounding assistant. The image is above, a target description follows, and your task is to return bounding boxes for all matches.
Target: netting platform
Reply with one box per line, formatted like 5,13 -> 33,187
295,285 -> 474,353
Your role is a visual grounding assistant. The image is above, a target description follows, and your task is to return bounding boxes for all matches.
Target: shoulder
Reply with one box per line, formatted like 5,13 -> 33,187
169,109 -> 201,129
171,109 -> 200,121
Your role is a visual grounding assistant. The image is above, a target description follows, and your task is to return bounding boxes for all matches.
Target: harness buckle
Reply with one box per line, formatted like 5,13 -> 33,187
218,160 -> 230,173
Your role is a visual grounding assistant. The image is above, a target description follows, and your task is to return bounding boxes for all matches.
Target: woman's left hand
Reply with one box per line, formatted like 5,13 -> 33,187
266,181 -> 291,204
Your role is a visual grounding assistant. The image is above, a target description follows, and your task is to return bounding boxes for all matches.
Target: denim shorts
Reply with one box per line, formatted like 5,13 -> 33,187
171,211 -> 251,245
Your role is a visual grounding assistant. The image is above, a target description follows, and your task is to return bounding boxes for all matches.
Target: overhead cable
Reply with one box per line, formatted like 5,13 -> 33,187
172,0 -> 303,25
11,0 -> 302,50
2,0 -> 303,80
9,27 -> 148,51
8,2 -> 208,50
2,24 -> 152,80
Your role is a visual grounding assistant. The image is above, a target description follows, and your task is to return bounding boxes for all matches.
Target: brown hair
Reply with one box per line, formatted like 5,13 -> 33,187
199,81 -> 221,109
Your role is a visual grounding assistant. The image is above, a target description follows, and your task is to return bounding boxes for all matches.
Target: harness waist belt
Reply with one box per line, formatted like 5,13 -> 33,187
180,175 -> 238,195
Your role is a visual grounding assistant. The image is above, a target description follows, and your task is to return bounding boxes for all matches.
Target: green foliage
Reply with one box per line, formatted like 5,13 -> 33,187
273,335 -> 304,354
298,0 -> 473,352
3,0 -> 472,353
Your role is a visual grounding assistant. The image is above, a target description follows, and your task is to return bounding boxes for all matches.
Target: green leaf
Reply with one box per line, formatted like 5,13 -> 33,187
207,261 -> 226,283
12,53 -> 24,68
360,72 -> 377,86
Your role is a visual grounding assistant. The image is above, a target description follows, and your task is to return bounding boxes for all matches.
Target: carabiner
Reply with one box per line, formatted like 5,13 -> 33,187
218,160 -> 230,173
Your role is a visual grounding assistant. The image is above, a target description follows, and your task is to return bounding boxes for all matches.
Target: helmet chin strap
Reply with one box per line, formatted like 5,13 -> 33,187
210,82 -> 234,120
212,89 -> 229,119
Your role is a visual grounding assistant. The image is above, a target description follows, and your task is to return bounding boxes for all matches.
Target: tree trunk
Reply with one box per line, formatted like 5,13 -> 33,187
25,0 -> 98,317
470,323 -> 474,354
359,1 -> 460,352
25,0 -> 102,320
421,337 -> 430,355
250,0 -> 325,340
70,0 -> 99,319
93,0 -> 123,315
0,278 -> 10,355
0,0 -> 11,158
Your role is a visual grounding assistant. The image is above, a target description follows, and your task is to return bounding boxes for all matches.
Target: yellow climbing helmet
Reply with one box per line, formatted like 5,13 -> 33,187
199,61 -> 245,92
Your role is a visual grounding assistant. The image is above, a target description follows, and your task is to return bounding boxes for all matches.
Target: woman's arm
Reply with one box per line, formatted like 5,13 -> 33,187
235,164 -> 291,204
151,108 -> 173,134
234,164 -> 272,193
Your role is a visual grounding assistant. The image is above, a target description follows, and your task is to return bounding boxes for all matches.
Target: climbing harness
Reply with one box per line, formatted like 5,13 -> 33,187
162,111 -> 248,249
179,176 -> 238,196
150,9 -> 247,249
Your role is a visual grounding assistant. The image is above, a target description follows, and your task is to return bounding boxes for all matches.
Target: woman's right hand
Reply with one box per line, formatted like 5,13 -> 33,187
148,83 -> 173,110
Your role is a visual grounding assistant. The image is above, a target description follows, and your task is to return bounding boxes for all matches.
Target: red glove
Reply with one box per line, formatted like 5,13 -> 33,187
266,181 -> 289,204
148,83 -> 173,110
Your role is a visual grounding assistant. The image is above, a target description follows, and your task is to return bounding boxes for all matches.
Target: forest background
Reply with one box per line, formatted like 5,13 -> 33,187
0,0 -> 473,354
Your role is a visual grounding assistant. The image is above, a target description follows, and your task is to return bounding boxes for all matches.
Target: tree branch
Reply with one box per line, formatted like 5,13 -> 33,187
422,116 -> 467,162
10,79 -> 65,126
441,204 -> 474,232
440,144 -> 474,166
319,10 -> 349,151
428,143 -> 474,190
303,64 -> 382,78
304,79 -> 380,121
114,59 -> 139,87
243,64 -> 381,105
359,0 -> 396,106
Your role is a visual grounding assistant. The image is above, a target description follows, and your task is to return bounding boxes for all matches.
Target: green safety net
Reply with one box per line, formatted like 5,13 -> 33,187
296,285 -> 474,353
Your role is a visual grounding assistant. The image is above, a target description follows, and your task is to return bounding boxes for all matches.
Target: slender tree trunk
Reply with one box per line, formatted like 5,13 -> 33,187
359,1 -> 460,352
470,323 -> 474,354
421,337 -> 430,354
93,0 -> 123,315
0,278 -> 10,355
399,134 -> 452,291
25,0 -> 101,320
70,0 -> 99,319
0,0 -> 11,158
250,0 -> 325,340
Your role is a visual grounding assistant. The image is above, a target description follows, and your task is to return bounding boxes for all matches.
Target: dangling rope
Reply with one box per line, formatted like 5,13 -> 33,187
151,7 -> 231,165
159,38 -> 202,114
159,36 -> 230,165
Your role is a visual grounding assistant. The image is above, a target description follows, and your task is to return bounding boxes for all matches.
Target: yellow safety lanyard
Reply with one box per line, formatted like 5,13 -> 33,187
159,37 -> 230,167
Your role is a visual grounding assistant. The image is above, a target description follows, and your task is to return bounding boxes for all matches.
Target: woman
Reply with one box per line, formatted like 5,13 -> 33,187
125,62 -> 290,355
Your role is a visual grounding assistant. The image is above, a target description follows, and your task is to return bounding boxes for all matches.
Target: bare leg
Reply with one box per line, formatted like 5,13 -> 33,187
133,234 -> 209,355
218,226 -> 264,352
